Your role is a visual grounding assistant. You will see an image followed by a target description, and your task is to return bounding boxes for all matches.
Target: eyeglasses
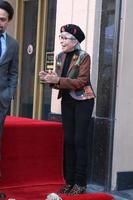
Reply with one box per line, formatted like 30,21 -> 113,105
59,35 -> 76,41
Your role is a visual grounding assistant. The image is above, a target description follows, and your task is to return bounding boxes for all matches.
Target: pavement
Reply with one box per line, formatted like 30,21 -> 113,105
87,184 -> 133,200
110,190 -> 133,200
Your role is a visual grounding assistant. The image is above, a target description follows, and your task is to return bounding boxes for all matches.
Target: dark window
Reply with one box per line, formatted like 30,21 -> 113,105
19,0 -> 38,118
96,0 -> 116,118
42,0 -> 57,120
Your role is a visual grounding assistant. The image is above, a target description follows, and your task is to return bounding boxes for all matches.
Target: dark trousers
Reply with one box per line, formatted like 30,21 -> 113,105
61,98 -> 94,186
0,104 -> 10,162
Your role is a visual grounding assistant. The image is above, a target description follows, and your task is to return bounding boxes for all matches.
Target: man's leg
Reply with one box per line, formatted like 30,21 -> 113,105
0,114 -> 7,199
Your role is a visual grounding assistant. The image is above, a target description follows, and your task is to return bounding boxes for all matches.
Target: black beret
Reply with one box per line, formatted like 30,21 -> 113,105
60,24 -> 85,43
0,1 -> 14,20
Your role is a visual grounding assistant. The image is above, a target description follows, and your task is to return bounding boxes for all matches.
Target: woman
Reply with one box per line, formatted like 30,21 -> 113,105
39,24 -> 95,195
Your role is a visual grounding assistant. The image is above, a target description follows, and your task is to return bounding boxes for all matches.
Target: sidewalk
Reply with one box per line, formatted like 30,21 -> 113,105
110,189 -> 133,200
87,185 -> 133,200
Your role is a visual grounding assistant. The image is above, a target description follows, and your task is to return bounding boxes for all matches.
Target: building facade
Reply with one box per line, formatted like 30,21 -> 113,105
7,0 -> 133,191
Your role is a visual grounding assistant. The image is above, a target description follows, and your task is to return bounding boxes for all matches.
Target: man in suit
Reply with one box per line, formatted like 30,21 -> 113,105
0,1 -> 19,198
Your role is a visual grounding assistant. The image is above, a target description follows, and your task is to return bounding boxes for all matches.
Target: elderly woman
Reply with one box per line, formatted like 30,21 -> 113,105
39,24 -> 95,195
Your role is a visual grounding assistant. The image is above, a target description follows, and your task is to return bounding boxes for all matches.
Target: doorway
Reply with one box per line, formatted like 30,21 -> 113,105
14,0 -> 57,120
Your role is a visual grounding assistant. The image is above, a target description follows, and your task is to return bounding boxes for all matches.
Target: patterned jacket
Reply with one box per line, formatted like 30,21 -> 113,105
52,49 -> 95,100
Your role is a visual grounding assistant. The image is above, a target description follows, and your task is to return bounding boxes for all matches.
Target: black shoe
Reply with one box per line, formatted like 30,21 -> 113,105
57,184 -> 73,194
0,193 -> 6,198
68,184 -> 86,195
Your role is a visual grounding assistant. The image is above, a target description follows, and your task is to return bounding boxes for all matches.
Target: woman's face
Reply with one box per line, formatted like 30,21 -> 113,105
59,32 -> 78,53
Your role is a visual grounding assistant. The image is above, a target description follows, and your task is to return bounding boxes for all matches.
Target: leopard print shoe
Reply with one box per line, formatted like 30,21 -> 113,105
68,184 -> 86,195
57,184 -> 73,194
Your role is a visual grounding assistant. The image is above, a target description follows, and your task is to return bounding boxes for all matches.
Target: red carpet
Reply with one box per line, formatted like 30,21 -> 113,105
0,116 -> 114,200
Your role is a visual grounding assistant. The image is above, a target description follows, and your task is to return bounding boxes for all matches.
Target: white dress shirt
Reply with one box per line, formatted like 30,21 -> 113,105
0,32 -> 7,59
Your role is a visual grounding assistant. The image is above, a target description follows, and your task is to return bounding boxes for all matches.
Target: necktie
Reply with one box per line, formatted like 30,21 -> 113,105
0,34 -> 3,57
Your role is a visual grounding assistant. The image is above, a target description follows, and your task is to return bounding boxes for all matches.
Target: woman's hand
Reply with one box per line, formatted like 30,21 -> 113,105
39,71 -> 60,84
39,71 -> 48,82
44,72 -> 60,84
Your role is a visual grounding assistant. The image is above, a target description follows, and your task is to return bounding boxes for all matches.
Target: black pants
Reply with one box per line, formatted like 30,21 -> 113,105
61,98 -> 94,186
0,103 -> 10,161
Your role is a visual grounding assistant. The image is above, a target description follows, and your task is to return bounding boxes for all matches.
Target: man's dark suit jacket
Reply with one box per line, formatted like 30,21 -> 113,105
0,33 -> 19,135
